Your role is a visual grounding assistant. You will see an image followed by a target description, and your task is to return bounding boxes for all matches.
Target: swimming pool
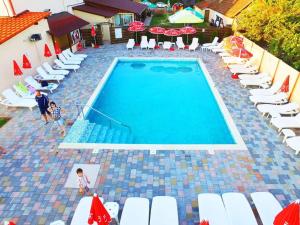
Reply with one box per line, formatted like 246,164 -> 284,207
61,58 -> 246,151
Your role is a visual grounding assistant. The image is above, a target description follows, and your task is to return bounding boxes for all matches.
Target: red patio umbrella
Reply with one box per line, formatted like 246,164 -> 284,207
54,42 -> 62,55
13,60 -> 23,76
149,26 -> 165,44
199,220 -> 210,225
91,26 -> 99,48
129,21 -> 144,27
44,44 -> 52,57
230,36 -> 243,44
128,25 -> 146,44
231,48 -> 253,58
279,75 -> 290,93
274,199 -> 300,225
164,29 -> 182,42
180,26 -> 197,45
88,194 -> 111,225
22,54 -> 31,69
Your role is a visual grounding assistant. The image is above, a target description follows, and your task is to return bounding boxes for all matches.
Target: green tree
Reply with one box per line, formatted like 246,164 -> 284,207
235,0 -> 300,70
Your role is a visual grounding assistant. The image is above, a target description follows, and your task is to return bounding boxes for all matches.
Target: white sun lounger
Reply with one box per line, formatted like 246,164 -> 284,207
65,49 -> 87,59
42,62 -> 69,76
127,39 -> 135,50
120,197 -> 149,225
176,37 -> 185,49
140,36 -> 148,49
58,54 -> 81,65
54,59 -> 80,72
1,89 -> 37,110
148,39 -> 156,50
249,80 -> 282,96
239,72 -> 269,80
219,52 -> 233,57
240,76 -> 271,88
198,193 -> 230,225
230,66 -> 258,74
70,196 -> 104,225
189,38 -> 199,51
286,136 -> 300,155
163,41 -> 172,50
249,92 -> 288,106
271,114 -> 300,131
228,59 -> 256,69
251,192 -> 282,225
202,37 -> 219,47
257,103 -> 299,116
36,67 -> 64,83
222,193 -> 258,225
209,42 -> 224,52
25,76 -> 59,93
150,196 -> 178,225
62,50 -> 84,62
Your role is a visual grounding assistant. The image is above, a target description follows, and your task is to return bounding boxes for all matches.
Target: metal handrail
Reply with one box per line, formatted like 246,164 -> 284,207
76,103 -> 132,133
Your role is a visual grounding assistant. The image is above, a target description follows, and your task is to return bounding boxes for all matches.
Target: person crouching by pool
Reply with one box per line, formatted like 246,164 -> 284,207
49,101 -> 66,136
35,90 -> 51,124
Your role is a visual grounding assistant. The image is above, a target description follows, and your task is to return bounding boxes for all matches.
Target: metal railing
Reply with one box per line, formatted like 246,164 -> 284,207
76,103 -> 132,133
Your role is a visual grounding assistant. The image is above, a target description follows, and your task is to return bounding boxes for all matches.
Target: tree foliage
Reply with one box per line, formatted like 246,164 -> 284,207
235,0 -> 300,70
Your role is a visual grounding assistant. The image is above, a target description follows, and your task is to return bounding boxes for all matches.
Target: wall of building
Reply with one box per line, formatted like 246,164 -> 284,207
11,0 -> 83,14
208,9 -> 233,26
0,19 -> 56,93
73,10 -> 111,25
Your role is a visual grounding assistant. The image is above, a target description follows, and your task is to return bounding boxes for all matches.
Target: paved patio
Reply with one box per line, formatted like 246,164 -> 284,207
0,44 -> 299,225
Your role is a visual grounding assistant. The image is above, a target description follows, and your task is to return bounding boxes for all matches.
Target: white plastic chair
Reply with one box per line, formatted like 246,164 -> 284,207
176,37 -> 185,49
126,39 -> 135,50
189,38 -> 199,51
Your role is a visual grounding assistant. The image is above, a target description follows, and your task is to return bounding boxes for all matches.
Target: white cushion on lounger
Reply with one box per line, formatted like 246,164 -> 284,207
120,197 -> 149,225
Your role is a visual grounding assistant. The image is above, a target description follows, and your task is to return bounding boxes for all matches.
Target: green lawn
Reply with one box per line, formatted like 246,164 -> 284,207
0,118 -> 9,128
150,14 -> 208,28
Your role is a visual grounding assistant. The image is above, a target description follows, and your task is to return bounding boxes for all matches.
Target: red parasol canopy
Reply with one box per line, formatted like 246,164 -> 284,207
164,29 -> 182,37
128,25 -> 146,32
91,26 -> 96,37
274,199 -> 300,225
180,26 -> 197,35
149,27 -> 166,34
22,54 -> 31,69
279,75 -> 290,93
199,220 -> 210,225
231,48 -> 253,58
44,44 -> 52,57
54,42 -> 62,54
13,60 -> 23,76
129,21 -> 144,27
88,194 -> 111,225
230,36 -> 243,44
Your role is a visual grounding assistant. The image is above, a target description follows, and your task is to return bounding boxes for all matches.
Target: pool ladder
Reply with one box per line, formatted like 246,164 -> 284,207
75,103 -> 132,134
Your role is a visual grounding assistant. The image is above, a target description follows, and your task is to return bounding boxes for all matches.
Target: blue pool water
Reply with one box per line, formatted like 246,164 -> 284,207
86,59 -> 235,144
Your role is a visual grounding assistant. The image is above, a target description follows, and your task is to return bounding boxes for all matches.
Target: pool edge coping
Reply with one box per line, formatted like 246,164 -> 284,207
59,57 -> 248,151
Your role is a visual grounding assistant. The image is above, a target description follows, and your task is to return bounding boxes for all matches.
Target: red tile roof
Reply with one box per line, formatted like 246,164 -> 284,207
196,0 -> 252,18
47,12 -> 89,37
0,11 -> 50,44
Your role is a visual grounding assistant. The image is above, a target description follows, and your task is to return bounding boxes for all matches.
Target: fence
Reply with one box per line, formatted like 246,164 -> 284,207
241,36 -> 300,104
110,26 -> 232,45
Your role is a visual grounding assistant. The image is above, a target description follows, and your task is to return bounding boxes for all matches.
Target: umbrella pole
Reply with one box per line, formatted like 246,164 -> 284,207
187,35 -> 189,45
136,32 -> 138,43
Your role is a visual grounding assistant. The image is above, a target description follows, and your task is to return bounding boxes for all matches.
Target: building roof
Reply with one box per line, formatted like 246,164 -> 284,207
0,11 -> 50,44
195,0 -> 252,18
73,4 -> 119,18
83,0 -> 147,15
47,12 -> 89,37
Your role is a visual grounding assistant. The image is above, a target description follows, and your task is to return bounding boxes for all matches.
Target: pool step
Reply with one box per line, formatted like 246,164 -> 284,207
64,119 -> 134,145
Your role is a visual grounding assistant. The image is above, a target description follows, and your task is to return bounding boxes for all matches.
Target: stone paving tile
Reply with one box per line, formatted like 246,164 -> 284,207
0,44 -> 299,225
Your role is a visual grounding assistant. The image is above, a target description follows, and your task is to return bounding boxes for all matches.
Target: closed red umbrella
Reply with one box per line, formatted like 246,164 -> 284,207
129,21 -> 144,27
180,26 -> 196,44
199,220 -> 210,225
231,48 -> 253,58
54,42 -> 62,54
88,194 -> 111,225
128,25 -> 146,44
44,44 -> 52,57
22,54 -> 31,69
91,26 -> 99,48
279,75 -> 290,93
13,60 -> 23,76
274,199 -> 300,225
